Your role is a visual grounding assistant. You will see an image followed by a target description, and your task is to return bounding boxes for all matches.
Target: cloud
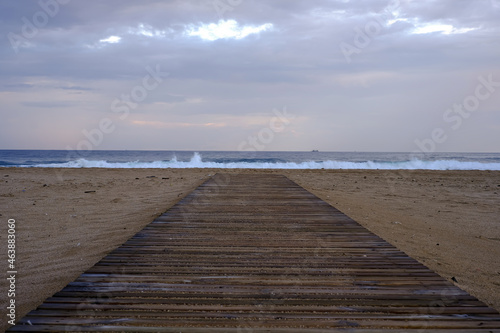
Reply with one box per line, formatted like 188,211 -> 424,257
0,1 -> 499,151
335,71 -> 398,88
131,120 -> 226,129
130,113 -> 289,130
93,23 -> 173,49
128,23 -> 171,37
21,101 -> 75,108
2,83 -> 35,90
186,20 -> 273,41
412,23 -> 477,35
58,85 -> 93,91
99,35 -> 121,44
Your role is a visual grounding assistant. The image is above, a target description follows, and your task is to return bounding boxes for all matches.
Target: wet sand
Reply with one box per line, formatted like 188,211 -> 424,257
1,167 -> 499,331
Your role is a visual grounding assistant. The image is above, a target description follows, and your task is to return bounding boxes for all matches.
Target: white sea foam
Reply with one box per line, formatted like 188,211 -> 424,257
27,152 -> 500,170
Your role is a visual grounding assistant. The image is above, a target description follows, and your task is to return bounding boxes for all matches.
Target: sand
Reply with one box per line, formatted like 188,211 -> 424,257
1,167 -> 499,331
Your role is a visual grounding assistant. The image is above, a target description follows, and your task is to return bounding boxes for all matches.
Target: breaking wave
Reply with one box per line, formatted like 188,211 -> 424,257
25,152 -> 500,170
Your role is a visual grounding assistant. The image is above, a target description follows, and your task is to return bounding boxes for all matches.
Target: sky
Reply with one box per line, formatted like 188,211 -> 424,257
1,0 -> 499,152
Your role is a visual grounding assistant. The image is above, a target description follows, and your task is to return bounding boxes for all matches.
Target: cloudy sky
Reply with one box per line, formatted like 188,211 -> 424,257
1,0 -> 499,152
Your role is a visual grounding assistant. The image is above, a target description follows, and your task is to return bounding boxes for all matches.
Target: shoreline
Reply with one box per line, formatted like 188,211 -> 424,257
1,167 -> 499,330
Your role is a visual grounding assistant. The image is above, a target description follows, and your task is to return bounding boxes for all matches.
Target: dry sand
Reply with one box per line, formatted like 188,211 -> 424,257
1,167 -> 499,331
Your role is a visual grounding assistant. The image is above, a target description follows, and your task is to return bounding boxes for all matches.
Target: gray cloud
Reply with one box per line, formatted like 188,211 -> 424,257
20,101 -> 76,108
1,0 -> 499,151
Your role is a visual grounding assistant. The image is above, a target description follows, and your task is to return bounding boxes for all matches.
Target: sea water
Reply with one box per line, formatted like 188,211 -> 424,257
1,150 -> 500,170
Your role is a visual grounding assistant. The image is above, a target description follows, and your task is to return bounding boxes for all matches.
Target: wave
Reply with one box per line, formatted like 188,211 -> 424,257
0,160 -> 18,166
22,152 -> 500,170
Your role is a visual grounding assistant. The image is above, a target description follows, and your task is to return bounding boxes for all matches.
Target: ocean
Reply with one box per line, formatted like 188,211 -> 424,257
1,150 -> 500,170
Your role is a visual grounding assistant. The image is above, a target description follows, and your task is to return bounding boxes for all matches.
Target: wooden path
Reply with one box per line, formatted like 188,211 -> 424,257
8,174 -> 500,332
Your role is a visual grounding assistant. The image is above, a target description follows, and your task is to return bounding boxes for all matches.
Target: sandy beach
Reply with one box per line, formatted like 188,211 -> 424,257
1,167 -> 499,331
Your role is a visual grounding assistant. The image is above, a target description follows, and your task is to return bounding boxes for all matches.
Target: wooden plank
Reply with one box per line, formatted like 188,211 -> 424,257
11,316 -> 500,329
7,173 -> 500,332
7,326 -> 500,333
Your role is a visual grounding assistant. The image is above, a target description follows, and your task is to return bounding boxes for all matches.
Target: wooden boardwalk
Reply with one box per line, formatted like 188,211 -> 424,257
8,173 -> 500,332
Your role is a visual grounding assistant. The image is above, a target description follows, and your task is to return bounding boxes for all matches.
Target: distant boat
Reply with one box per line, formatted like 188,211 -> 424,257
311,150 -> 319,152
